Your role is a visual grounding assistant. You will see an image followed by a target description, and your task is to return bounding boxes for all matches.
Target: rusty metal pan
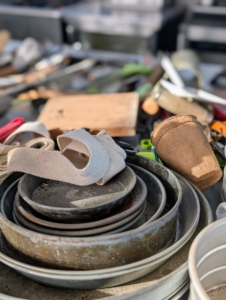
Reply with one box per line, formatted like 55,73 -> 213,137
13,199 -> 146,237
127,155 -> 181,218
101,204 -> 146,235
0,172 -> 202,291
126,163 -> 166,223
0,164 -> 181,270
15,175 -> 147,230
18,166 -> 136,221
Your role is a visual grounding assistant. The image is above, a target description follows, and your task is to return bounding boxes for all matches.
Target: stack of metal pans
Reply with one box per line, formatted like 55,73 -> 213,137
0,156 -> 211,300
0,164 -> 180,270
9,164 -> 168,238
13,179 -> 147,237
98,178 -> 212,299
17,166 -> 138,222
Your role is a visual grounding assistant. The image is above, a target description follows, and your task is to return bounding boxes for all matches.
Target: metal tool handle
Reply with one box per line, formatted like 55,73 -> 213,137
1,59 -> 95,98
156,90 -> 213,123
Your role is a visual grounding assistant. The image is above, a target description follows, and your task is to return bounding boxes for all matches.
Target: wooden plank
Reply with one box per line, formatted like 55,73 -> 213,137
38,93 -> 139,137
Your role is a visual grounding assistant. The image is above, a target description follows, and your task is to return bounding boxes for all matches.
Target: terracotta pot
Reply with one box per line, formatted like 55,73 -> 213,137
151,115 -> 222,190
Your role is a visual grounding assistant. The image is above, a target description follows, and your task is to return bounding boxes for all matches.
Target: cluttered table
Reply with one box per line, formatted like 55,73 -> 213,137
0,30 -> 226,300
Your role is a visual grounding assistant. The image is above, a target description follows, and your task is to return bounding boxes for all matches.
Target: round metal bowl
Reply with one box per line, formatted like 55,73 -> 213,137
18,166 -> 137,221
0,169 -> 200,289
15,175 -> 146,230
0,163 -> 181,270
189,219 -> 226,300
126,156 -> 181,213
13,197 -> 146,237
127,163 -> 166,223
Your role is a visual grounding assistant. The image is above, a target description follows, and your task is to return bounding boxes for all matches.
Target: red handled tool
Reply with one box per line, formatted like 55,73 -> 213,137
0,117 -> 25,143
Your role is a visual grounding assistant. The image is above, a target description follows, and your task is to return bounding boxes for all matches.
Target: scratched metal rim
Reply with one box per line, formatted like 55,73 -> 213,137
13,198 -> 146,237
126,163 -> 166,223
18,166 -> 137,221
14,173 -> 147,230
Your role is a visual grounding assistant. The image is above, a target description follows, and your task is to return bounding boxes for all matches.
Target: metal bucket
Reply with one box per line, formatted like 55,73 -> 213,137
189,219 -> 226,300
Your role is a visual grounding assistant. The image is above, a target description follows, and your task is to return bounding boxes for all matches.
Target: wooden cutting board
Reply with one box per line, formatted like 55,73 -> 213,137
38,93 -> 139,137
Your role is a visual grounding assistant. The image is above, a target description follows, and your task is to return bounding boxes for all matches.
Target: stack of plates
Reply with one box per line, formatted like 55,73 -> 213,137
13,176 -> 146,237
8,163 -> 169,237
0,156 -> 211,300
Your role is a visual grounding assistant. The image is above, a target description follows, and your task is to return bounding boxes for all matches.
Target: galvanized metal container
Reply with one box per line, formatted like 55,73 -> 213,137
189,219 -> 226,300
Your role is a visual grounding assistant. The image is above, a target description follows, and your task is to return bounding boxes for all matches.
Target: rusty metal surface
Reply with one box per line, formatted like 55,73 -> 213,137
0,164 -> 181,270
0,171 -> 202,291
127,163 -> 166,223
96,175 -> 211,298
13,198 -> 145,237
15,175 -> 147,230
18,166 -> 137,221
127,156 -> 181,210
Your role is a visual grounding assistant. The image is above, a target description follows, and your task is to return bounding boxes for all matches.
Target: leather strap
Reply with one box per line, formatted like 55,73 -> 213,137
0,122 -> 54,178
8,129 -> 126,186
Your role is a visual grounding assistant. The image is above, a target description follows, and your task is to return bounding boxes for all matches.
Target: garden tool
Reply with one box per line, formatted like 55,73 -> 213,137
202,122 -> 226,165
136,64 -> 164,100
0,117 -> 25,143
0,59 -> 95,116
171,50 -> 202,88
142,87 -> 212,123
136,139 -> 161,163
211,121 -> 226,138
0,30 -> 10,54
0,38 -> 42,77
160,79 -> 226,106
161,56 -> 184,88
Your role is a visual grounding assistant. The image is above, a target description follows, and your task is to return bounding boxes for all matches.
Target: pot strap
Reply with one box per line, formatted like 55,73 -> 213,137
0,122 -> 54,178
8,129 -> 127,186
